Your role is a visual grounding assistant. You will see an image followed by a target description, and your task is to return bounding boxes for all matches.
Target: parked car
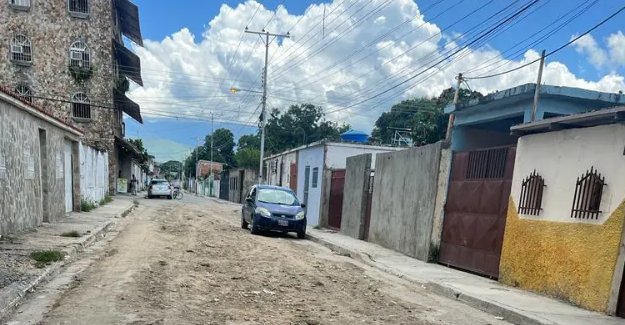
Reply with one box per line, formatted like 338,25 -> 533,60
241,184 -> 307,239
148,178 -> 173,199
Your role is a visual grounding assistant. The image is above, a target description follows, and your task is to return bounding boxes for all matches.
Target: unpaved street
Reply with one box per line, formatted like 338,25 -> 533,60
6,196 -> 510,325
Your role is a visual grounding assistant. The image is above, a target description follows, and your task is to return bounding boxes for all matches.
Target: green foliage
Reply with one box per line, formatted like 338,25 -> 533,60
81,199 -> 97,212
69,64 -> 93,82
99,195 -> 113,206
264,103 -> 350,154
116,77 -> 130,93
60,230 -> 81,238
30,250 -> 64,268
127,138 -> 153,172
371,88 -> 483,146
235,147 -> 261,169
237,134 -> 261,150
184,128 -> 235,177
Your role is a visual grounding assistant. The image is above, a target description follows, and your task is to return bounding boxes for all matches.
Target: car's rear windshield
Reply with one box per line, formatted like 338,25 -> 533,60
151,180 -> 168,185
257,189 -> 299,206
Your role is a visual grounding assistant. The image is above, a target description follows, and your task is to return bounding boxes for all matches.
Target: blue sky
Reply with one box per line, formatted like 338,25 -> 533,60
126,0 -> 625,162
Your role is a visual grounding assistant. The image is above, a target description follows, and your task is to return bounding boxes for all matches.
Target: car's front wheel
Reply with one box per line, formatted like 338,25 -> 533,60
250,217 -> 261,235
241,213 -> 248,229
297,229 -> 306,239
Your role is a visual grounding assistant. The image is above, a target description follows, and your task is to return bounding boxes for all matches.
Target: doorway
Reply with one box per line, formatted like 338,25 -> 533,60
64,140 -> 73,213
303,166 -> 310,205
39,129 -> 49,222
618,267 -> 625,317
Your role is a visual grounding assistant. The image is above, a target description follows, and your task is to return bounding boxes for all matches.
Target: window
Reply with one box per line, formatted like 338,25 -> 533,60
312,167 -> 319,188
14,84 -> 32,102
466,147 -> 509,179
518,170 -> 545,216
69,41 -> 90,68
68,0 -> 89,17
10,33 -> 32,64
71,92 -> 91,120
571,167 -> 606,219
9,0 -> 31,10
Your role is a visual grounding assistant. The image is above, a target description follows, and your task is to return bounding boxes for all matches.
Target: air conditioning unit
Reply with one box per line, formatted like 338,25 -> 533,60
11,45 -> 23,54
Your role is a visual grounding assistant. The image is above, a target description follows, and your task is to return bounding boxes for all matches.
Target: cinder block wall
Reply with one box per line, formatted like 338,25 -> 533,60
340,154 -> 372,240
368,142 -> 444,261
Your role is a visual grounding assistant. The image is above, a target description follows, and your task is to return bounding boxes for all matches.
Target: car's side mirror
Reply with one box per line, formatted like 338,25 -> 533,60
300,203 -> 307,208
246,197 -> 254,203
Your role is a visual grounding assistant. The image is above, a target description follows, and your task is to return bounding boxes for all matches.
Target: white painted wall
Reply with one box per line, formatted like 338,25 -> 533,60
297,145 -> 325,226
325,143 -> 402,169
79,143 -> 109,203
512,124 -> 625,224
282,152 -> 297,188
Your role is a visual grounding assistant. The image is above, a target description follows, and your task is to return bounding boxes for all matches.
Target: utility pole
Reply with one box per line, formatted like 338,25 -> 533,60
245,28 -> 290,184
191,136 -> 201,196
445,73 -> 463,142
531,50 -> 546,122
209,112 -> 214,197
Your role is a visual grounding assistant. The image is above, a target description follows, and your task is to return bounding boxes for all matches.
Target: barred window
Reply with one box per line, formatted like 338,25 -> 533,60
571,167 -> 606,219
68,0 -> 89,17
69,41 -> 90,68
10,34 -> 32,64
9,0 -> 31,10
71,92 -> 91,120
14,84 -> 32,102
518,170 -> 545,216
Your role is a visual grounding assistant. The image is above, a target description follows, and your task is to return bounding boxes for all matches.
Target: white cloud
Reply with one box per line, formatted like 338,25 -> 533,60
129,0 -> 625,132
572,31 -> 625,70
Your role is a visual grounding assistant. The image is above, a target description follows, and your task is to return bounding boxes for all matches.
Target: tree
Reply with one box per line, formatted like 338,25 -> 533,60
160,160 -> 182,178
264,103 -> 349,154
235,147 -> 261,169
370,88 -> 483,146
237,134 -> 261,150
127,138 -> 153,172
204,128 -> 236,167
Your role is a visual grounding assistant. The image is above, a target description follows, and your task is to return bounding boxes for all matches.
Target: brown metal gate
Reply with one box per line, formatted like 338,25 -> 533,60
364,173 -> 374,241
439,146 -> 516,278
290,163 -> 297,192
328,169 -> 345,230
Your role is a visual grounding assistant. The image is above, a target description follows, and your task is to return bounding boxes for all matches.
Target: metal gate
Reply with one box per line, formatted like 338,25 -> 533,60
290,163 -> 297,192
363,173 -> 374,241
219,171 -> 229,200
439,146 -> 516,278
328,169 -> 345,230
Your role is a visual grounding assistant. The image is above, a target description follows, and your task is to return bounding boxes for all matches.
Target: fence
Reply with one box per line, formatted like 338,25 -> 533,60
79,143 -> 109,203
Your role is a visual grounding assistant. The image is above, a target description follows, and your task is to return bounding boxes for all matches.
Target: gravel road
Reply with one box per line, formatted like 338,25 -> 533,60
6,196 -> 510,325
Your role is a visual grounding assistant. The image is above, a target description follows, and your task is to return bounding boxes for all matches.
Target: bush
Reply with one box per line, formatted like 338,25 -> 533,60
99,195 -> 113,206
81,199 -> 97,212
60,230 -> 81,238
30,250 -> 64,268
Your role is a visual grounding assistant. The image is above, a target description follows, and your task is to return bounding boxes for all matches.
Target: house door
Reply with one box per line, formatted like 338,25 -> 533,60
618,267 -> 625,317
303,166 -> 310,205
219,172 -> 229,200
64,141 -> 73,213
328,169 -> 345,229
439,146 -> 516,278
290,163 -> 297,192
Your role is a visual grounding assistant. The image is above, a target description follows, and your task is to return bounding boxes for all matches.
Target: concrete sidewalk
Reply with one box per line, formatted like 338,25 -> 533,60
0,196 -> 135,320
307,228 -> 623,325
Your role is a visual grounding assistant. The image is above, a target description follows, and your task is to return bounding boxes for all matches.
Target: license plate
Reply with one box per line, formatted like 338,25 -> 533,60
278,220 -> 289,227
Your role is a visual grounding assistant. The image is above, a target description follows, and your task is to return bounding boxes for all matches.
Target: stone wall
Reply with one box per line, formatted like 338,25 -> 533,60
340,154 -> 372,240
0,95 -> 81,235
0,0 -> 124,195
368,142 -> 444,262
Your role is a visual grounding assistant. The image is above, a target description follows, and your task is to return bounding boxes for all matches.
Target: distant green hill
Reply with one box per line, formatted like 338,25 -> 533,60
130,137 -> 192,163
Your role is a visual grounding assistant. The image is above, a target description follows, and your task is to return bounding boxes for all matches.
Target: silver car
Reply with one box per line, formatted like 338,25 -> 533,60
148,179 -> 173,199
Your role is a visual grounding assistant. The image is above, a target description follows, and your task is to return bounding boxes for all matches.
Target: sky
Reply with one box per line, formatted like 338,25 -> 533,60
124,0 -> 625,162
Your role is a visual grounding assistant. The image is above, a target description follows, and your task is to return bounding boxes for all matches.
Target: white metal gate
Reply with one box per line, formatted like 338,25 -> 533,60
64,141 -> 73,213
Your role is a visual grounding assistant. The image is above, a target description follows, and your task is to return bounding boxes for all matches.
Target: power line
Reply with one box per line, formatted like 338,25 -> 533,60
465,3 -> 625,80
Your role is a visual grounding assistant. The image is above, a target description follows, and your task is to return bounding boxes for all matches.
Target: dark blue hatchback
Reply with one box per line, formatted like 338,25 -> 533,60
241,184 -> 307,239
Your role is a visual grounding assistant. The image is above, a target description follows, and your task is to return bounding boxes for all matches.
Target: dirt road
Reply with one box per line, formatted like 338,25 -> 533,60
5,196 -> 510,325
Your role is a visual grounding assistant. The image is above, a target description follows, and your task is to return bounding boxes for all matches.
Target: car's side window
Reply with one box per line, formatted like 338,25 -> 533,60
250,188 -> 257,200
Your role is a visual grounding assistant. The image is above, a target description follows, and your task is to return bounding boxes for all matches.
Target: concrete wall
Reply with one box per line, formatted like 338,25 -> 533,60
79,143 -> 109,203
340,154 -> 372,240
324,143 -> 401,169
0,93 -> 81,235
368,142 -> 444,261
297,145 -> 325,227
500,124 -> 625,313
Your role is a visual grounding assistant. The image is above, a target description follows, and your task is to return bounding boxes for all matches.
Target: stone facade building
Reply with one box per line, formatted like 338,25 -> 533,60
0,0 -> 144,194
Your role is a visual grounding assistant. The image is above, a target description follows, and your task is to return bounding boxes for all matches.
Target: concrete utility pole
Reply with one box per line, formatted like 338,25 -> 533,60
445,73 -> 463,142
244,28 -> 290,184
531,50 -> 546,122
209,112 -> 214,197
191,136 -> 201,196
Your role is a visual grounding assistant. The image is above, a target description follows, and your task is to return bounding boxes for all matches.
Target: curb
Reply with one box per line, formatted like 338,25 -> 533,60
0,203 -> 134,321
306,232 -> 549,325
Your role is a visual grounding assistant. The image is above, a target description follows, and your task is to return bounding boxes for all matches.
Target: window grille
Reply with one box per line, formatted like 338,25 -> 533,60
68,0 -> 88,16
312,167 -> 319,188
14,84 -> 32,102
10,34 -> 32,64
467,147 -> 509,179
571,167 -> 606,219
69,41 -> 90,68
9,0 -> 31,9
518,170 -> 545,216
71,92 -> 91,120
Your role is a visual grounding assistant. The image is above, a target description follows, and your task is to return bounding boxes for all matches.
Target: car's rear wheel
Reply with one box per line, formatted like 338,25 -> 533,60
167,195 -> 172,200
250,217 -> 261,235
241,213 -> 248,229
